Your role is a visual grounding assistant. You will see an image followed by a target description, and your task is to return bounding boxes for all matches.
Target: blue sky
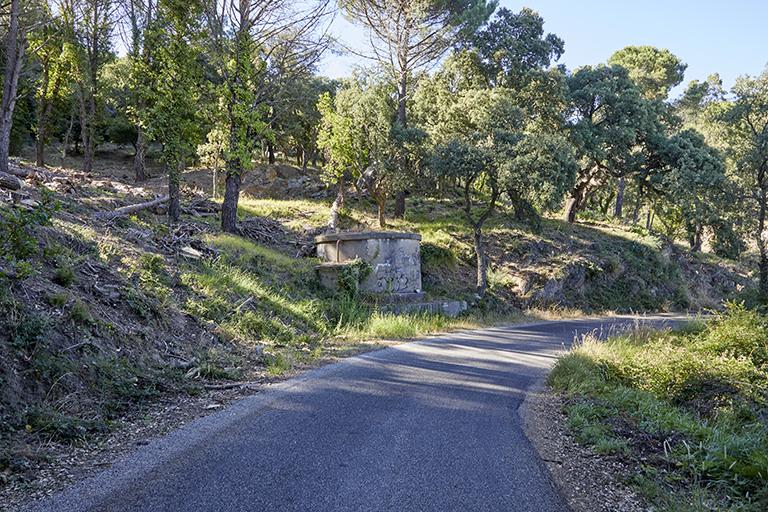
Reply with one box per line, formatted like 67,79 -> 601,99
319,0 -> 768,98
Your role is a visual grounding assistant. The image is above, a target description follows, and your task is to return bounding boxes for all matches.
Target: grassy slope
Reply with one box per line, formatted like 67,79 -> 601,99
549,308 -> 768,511
0,159 -> 751,485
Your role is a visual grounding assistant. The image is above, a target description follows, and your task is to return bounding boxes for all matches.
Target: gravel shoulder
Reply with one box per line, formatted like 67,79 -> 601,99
520,379 -> 648,512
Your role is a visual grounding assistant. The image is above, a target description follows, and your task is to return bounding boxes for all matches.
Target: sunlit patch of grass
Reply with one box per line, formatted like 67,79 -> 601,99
549,307 -> 768,509
207,233 -> 304,270
236,197 -> 330,229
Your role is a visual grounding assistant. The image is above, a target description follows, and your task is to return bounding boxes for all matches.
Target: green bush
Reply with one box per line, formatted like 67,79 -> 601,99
69,300 -> 93,325
337,259 -> 372,297
0,188 -> 58,261
46,291 -> 69,307
420,242 -> 457,269
549,310 -> 768,509
53,264 -> 75,287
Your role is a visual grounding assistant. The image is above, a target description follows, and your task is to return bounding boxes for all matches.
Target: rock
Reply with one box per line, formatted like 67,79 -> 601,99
276,165 -> 301,179
535,278 -> 564,304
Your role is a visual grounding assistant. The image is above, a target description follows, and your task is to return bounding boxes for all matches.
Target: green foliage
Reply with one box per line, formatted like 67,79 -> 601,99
337,259 -> 372,298
420,242 -> 457,269
550,309 -> 768,509
317,73 -> 397,182
471,7 -> 564,90
502,132 -> 577,215
608,46 -> 687,100
46,291 -> 69,308
711,221 -> 746,259
653,129 -> 729,250
53,264 -> 75,287
135,253 -> 173,305
24,408 -> 108,443
10,312 -> 50,351
187,348 -> 242,381
69,299 -> 93,325
0,189 -> 58,262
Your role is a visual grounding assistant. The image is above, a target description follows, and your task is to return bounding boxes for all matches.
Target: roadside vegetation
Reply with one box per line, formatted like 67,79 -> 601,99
549,306 -> 768,511
1,0 -> 767,507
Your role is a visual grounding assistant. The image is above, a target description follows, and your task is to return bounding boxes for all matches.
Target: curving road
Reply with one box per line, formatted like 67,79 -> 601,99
26,315 -> 683,512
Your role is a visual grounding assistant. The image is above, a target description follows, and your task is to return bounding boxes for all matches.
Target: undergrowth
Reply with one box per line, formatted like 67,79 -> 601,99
549,305 -> 768,511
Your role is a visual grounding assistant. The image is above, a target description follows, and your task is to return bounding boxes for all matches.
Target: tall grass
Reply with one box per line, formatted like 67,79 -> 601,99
549,305 -> 768,510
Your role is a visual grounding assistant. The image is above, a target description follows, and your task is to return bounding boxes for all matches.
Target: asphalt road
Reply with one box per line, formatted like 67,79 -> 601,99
27,315 -> 683,512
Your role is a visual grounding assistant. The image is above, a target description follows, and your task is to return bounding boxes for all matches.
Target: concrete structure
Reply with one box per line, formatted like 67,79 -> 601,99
315,231 -> 422,295
315,231 -> 468,318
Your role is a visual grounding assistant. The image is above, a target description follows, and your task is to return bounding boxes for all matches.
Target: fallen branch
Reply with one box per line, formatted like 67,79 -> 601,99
95,194 -> 169,221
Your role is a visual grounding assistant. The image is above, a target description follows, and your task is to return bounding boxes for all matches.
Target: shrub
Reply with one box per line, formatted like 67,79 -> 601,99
420,242 -> 457,269
549,312 -> 768,508
337,259 -> 372,297
0,188 -> 58,261
46,291 -> 69,307
10,312 -> 50,350
53,264 -> 75,287
69,300 -> 93,325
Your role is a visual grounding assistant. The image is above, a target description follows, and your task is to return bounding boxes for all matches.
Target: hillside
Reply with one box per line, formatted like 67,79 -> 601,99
0,158 -> 751,500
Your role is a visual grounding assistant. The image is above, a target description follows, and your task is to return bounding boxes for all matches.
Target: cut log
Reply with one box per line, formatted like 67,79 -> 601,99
0,171 -> 21,190
95,194 -> 169,221
6,164 -> 28,178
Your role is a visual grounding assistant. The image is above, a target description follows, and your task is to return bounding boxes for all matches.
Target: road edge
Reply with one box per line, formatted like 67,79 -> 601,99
519,373 -> 647,511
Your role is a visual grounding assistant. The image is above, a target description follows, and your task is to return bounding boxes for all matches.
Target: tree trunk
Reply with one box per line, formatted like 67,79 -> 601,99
168,160 -> 181,223
61,108 -> 75,163
689,227 -> 702,252
328,175 -> 344,231
35,121 -> 47,166
134,127 -> 147,181
267,143 -> 275,165
758,187 -> 768,297
614,177 -> 625,219
0,0 -> 25,176
376,195 -> 386,228
563,177 -> 592,223
473,226 -> 487,296
95,194 -> 168,220
632,189 -> 643,225
221,168 -> 242,233
645,207 -> 653,231
0,171 -> 22,190
397,69 -> 407,128
392,68 -> 408,219
393,190 -> 406,219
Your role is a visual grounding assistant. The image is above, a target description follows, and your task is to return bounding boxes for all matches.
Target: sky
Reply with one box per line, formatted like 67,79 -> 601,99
318,0 -> 768,99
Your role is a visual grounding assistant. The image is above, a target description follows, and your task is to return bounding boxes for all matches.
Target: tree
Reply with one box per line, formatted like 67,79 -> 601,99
716,70 -> 768,295
608,46 -> 686,101
653,130 -> 728,251
203,0 -> 332,233
470,7 -> 563,89
421,84 -> 523,295
29,0 -> 75,166
0,0 -> 28,177
501,132 -> 577,224
608,46 -> 686,218
317,73 -> 412,229
140,0 -> 203,222
71,0 -> 113,173
563,65 -> 647,223
340,0 -> 495,217
118,0 -> 156,181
